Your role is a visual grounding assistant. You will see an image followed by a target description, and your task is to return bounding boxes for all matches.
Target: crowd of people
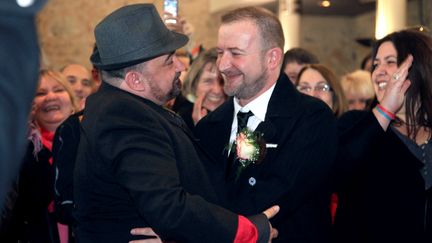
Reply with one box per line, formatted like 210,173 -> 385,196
0,2 -> 431,243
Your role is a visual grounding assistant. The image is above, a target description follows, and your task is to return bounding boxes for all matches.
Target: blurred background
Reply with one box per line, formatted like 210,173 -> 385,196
36,0 -> 431,77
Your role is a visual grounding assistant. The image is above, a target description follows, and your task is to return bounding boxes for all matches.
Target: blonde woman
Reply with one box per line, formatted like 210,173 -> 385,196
2,70 -> 78,243
340,70 -> 375,111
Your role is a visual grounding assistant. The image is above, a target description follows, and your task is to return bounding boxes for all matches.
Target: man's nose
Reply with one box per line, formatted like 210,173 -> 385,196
217,52 -> 231,72
174,55 -> 186,72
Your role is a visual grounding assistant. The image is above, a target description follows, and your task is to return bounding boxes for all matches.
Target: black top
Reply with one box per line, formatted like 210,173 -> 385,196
0,142 -> 59,243
52,110 -> 84,225
334,110 -> 432,243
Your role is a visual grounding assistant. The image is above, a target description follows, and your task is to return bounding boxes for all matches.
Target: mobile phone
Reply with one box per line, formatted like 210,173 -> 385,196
164,0 -> 178,24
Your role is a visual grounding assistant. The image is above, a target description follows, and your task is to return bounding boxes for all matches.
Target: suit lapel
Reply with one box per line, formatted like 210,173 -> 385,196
163,108 -> 196,138
253,73 -> 302,170
197,99 -> 234,169
197,73 -> 303,179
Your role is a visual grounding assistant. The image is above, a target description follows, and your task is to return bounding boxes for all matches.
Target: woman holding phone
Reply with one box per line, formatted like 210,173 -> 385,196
333,30 -> 432,242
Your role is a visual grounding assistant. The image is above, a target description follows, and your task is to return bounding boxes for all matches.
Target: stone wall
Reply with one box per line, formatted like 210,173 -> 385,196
299,15 -> 360,76
37,0 -> 220,70
301,0 -> 430,77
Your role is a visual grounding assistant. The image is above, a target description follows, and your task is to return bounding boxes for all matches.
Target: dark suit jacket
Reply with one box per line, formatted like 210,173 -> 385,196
334,111 -> 432,243
171,94 -> 195,131
74,83 -> 245,243
195,73 -> 338,242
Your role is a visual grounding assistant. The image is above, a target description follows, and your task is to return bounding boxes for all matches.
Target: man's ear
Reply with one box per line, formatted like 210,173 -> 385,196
125,71 -> 145,91
266,48 -> 283,70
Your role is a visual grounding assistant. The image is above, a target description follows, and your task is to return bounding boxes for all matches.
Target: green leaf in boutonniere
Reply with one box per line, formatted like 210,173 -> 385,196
232,128 -> 266,180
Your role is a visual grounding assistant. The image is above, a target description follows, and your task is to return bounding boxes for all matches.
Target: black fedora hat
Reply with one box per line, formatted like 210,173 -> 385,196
91,4 -> 188,70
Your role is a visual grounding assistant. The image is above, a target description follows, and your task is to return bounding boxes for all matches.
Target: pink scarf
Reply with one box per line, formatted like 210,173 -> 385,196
40,127 -> 69,243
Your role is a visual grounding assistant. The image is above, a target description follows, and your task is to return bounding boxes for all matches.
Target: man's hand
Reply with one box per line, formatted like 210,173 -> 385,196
129,206 -> 280,243
262,205 -> 279,242
129,227 -> 161,243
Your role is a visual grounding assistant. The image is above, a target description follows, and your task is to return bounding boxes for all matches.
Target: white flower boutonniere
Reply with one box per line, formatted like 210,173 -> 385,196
232,128 -> 266,179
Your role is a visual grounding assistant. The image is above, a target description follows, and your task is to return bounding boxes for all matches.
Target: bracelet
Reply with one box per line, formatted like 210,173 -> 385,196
375,105 -> 395,121
377,104 -> 396,119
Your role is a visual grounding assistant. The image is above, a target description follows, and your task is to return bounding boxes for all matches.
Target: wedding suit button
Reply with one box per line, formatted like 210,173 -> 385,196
248,177 -> 256,186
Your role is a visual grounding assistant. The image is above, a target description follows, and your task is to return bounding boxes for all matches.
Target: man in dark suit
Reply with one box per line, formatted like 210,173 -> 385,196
195,7 -> 338,242
74,4 -> 278,243
0,0 -> 47,209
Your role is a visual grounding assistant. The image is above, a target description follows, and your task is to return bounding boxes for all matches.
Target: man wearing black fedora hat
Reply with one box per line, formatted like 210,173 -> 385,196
73,4 -> 278,243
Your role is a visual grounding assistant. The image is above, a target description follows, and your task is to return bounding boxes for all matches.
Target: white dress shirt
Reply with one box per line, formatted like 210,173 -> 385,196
228,83 -> 276,147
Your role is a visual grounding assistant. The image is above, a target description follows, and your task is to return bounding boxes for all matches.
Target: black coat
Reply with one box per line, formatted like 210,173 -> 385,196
0,142 -> 59,243
52,110 -> 83,226
171,94 -> 194,131
333,110 -> 432,243
195,73 -> 338,242
74,83 -> 256,243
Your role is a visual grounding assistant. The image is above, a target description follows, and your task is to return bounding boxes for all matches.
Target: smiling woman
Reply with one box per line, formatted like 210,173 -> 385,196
0,70 -> 78,243
177,47 -> 227,128
296,64 -> 347,117
33,70 -> 79,132
334,30 -> 432,243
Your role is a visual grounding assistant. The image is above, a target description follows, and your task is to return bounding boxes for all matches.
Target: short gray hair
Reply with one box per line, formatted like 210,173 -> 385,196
221,6 -> 284,51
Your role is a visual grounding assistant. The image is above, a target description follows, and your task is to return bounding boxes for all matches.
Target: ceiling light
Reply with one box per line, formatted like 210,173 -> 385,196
320,0 -> 331,8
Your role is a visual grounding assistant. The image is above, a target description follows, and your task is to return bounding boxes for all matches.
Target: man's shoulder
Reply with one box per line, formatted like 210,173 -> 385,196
297,95 -> 336,125
300,93 -> 333,114
87,85 -> 155,115
82,87 -> 164,136
270,80 -> 333,119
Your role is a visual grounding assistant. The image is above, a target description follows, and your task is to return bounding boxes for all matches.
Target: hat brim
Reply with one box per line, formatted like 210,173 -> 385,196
91,31 -> 188,71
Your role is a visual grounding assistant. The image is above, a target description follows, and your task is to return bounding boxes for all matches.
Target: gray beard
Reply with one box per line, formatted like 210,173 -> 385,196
226,66 -> 268,100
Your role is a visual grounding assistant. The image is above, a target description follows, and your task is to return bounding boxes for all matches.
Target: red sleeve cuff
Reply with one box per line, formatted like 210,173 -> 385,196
233,215 -> 258,243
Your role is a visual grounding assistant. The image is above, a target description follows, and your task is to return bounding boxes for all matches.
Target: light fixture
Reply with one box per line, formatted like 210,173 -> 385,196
406,25 -> 430,33
320,0 -> 331,8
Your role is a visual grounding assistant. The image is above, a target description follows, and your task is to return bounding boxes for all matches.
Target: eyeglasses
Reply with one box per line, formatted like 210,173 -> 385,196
296,83 -> 333,93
